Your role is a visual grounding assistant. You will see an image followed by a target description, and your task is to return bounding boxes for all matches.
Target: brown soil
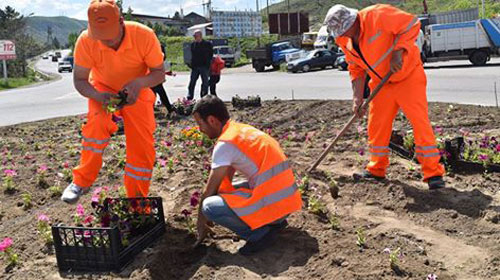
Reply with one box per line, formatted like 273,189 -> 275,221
0,100 -> 499,280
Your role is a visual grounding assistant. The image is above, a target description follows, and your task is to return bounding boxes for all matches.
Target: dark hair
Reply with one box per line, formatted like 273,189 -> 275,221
193,95 -> 230,122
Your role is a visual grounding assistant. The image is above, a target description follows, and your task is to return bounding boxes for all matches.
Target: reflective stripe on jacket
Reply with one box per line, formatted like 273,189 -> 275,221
217,121 -> 302,230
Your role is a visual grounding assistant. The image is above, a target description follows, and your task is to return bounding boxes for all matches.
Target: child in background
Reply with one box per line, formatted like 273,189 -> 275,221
208,55 -> 225,96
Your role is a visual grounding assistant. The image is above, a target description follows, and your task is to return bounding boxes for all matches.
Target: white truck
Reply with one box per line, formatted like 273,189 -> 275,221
314,26 -> 335,51
421,18 -> 500,66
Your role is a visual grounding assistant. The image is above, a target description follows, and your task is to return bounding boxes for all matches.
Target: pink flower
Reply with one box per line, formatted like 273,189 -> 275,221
357,125 -> 363,134
3,169 -> 17,177
62,161 -> 70,169
93,187 -> 103,196
38,164 -> 48,173
37,214 -> 50,222
496,144 -> 500,153
0,237 -> 13,252
83,215 -> 94,224
459,128 -> 470,137
91,195 -> 99,203
427,274 -> 438,280
76,204 -> 85,217
196,141 -> 203,146
158,159 -> 167,167
434,126 -> 443,135
383,248 -> 391,254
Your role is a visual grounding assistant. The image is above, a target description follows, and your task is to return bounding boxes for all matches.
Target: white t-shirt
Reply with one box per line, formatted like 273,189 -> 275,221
211,141 -> 259,179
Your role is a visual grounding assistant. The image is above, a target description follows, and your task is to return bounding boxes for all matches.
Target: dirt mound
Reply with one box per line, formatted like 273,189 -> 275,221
0,100 -> 499,280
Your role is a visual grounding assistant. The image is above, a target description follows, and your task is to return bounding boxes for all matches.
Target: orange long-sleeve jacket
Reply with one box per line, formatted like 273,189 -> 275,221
336,4 -> 421,85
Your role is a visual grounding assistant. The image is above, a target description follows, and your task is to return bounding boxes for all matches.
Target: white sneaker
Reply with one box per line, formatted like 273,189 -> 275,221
61,183 -> 88,204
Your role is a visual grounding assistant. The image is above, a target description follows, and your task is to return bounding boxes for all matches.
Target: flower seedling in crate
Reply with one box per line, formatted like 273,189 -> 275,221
37,214 -> 53,245
2,169 -> 17,192
356,227 -> 366,249
0,238 -> 19,267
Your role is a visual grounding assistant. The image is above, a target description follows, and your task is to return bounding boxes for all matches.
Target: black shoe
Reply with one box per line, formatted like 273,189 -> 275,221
238,225 -> 282,256
270,219 -> 288,231
353,170 -> 385,182
427,176 -> 445,190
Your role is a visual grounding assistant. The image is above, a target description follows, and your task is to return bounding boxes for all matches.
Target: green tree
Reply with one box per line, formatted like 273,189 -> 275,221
124,6 -> 134,21
67,32 -> 79,52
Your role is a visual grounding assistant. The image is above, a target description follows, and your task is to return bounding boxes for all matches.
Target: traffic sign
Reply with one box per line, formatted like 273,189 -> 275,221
0,40 -> 16,60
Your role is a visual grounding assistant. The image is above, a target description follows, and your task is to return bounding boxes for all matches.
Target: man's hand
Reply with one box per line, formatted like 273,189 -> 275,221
193,213 -> 211,248
390,49 -> 405,73
122,80 -> 143,105
352,97 -> 366,118
91,92 -> 114,104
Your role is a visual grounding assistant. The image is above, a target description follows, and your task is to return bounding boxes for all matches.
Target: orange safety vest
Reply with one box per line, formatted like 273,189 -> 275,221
216,121 -> 302,230
336,4 -> 422,86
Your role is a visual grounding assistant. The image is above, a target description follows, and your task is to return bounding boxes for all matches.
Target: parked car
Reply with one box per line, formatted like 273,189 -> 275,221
334,52 -> 348,71
42,55 -> 48,59
287,49 -> 339,73
52,56 -> 58,62
58,60 -> 73,73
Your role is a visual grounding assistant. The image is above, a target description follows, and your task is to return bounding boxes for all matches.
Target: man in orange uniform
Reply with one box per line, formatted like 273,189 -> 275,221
61,0 -> 165,203
192,95 -> 302,255
324,4 -> 445,189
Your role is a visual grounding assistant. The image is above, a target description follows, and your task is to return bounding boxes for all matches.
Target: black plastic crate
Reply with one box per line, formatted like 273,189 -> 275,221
232,95 -> 262,109
52,197 -> 165,272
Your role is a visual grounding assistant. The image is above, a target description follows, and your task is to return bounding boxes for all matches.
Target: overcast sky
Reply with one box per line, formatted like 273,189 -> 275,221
2,0 -> 276,20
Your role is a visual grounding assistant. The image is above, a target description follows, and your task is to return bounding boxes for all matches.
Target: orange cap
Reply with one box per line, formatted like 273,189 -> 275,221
87,0 -> 121,40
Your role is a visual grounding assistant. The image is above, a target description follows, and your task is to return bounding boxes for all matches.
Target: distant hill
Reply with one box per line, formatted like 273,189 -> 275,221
25,16 -> 87,46
264,0 -> 500,31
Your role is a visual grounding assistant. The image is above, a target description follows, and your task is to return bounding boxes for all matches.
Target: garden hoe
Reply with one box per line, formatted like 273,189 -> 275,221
307,72 -> 393,173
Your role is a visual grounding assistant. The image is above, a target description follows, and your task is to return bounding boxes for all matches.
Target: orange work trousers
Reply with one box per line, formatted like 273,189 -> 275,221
72,87 -> 156,197
366,66 -> 445,181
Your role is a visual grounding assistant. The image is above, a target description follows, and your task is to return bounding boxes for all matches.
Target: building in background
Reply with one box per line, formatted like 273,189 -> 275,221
184,12 -> 209,26
130,13 -> 192,33
212,11 -> 262,38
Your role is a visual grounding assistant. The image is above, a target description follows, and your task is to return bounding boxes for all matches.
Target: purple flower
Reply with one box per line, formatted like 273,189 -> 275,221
190,196 -> 199,207
181,209 -> 192,217
101,214 -> 111,227
479,154 -> 489,161
358,148 -> 365,156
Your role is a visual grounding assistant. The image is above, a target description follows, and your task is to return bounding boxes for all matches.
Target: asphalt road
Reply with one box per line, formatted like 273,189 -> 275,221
1,55 -> 499,127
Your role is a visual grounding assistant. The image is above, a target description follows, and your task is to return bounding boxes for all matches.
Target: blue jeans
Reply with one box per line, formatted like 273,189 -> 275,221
202,195 -> 286,242
187,66 -> 209,100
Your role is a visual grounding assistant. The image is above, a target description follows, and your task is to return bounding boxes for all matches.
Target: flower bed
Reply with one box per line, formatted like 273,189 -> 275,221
389,130 -> 500,173
231,95 -> 261,109
51,197 -> 165,272
173,98 -> 195,116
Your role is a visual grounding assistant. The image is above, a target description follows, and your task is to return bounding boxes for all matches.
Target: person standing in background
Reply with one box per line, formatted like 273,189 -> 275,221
187,30 -> 213,100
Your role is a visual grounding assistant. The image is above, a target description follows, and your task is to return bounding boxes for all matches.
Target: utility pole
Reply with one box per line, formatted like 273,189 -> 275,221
482,0 -> 485,19
266,0 -> 270,21
256,0 -> 261,47
287,0 -> 290,35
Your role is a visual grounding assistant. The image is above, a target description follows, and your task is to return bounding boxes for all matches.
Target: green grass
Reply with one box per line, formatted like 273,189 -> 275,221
0,67 -> 52,91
